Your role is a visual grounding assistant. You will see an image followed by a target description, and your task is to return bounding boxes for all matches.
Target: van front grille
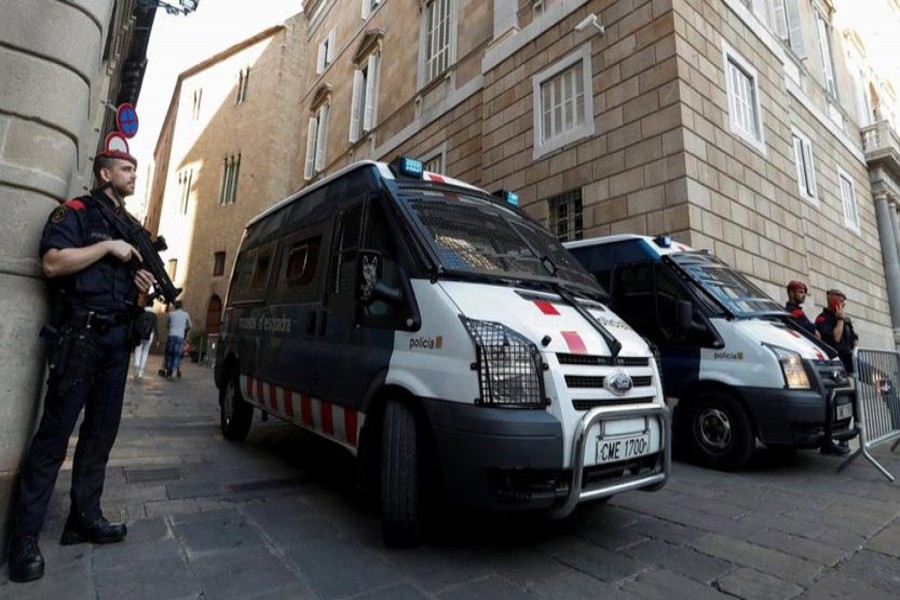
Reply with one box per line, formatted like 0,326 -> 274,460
557,354 -> 649,367
565,375 -> 605,388
573,397 -> 655,410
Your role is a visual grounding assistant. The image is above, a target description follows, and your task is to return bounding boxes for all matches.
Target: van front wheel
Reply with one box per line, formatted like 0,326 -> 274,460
381,399 -> 424,546
685,391 -> 754,470
220,370 -> 253,441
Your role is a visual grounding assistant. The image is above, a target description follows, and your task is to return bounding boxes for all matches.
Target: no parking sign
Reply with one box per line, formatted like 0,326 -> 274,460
116,103 -> 139,138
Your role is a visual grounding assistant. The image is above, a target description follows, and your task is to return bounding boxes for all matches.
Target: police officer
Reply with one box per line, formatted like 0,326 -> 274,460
784,280 -> 819,338
7,150 -> 154,583
815,288 -> 857,456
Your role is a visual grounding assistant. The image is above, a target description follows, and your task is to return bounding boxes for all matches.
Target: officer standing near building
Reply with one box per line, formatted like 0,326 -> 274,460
784,280 -> 819,338
815,288 -> 857,456
6,150 -> 154,583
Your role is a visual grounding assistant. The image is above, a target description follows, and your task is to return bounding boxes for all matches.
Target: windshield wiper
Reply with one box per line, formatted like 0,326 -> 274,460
554,284 -> 622,359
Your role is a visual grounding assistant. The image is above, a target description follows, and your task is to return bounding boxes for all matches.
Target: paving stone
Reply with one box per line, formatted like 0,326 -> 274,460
526,568 -> 636,600
691,534 -> 822,584
381,546 -> 495,593
244,496 -> 339,549
167,480 -> 223,499
867,523 -> 900,558
94,554 -> 200,599
551,540 -> 651,583
834,549 -> 900,595
748,529 -> 847,567
623,538 -> 732,583
125,466 -> 183,484
125,516 -> 171,544
92,537 -> 182,571
436,575 -> 533,599
249,582 -> 318,600
621,567 -> 734,600
714,567 -> 803,600
189,546 -> 299,600
624,516 -> 708,545
144,498 -> 201,518
617,493 -> 759,538
795,571 -> 899,600
489,547 -> 572,587
353,583 -> 434,599
171,509 -> 266,556
284,537 -> 400,599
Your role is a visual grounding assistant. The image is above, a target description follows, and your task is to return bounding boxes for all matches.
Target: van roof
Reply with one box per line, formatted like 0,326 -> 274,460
245,159 -> 486,229
565,234 -> 695,258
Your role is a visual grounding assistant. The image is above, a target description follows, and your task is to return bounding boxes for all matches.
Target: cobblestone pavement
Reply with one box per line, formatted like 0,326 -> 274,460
3,358 -> 899,599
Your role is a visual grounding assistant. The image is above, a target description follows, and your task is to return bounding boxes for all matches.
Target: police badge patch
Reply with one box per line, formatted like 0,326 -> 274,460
50,206 -> 68,224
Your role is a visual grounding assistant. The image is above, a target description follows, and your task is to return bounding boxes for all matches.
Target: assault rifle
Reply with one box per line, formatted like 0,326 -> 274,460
96,200 -> 183,305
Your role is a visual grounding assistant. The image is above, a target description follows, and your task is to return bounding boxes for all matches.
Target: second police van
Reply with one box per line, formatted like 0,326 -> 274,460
214,158 -> 671,545
566,235 -> 856,469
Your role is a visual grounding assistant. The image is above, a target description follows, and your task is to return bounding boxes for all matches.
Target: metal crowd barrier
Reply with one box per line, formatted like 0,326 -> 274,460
839,347 -> 900,481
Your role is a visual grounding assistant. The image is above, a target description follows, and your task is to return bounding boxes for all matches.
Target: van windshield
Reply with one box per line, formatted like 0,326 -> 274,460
667,251 -> 784,317
396,184 -> 599,292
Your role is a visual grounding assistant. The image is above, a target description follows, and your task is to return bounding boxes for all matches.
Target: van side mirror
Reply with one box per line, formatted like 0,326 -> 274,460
676,300 -> 693,334
355,249 -> 403,306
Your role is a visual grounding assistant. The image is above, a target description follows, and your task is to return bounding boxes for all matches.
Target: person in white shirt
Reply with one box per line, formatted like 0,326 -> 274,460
160,301 -> 191,378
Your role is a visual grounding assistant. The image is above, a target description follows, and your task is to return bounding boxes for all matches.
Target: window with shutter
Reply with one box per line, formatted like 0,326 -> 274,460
815,12 -> 837,99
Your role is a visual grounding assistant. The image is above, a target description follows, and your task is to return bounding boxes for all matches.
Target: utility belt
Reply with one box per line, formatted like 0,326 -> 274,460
63,307 -> 131,334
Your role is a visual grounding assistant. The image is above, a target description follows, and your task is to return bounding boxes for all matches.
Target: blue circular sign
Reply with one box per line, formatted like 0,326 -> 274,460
116,103 -> 139,138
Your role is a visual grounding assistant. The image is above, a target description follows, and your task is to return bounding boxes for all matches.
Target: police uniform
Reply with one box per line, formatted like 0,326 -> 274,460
816,309 -> 858,373
785,300 -> 816,336
11,190 -> 136,540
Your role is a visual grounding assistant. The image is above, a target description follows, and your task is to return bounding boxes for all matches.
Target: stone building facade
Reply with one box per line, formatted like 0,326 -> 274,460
0,1 -> 156,554
145,15 -> 307,338
295,0 -> 898,348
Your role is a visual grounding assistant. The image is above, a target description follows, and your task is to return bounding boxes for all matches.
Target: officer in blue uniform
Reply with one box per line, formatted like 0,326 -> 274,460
7,150 -> 154,583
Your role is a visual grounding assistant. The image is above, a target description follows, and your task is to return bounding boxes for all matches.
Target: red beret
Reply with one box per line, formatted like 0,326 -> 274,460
786,280 -> 807,293
96,150 -> 137,167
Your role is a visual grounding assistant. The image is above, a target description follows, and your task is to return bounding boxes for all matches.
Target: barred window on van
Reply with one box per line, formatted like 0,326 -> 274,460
250,249 -> 272,291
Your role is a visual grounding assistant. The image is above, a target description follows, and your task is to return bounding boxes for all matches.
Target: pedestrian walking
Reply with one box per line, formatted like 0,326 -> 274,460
133,300 -> 159,380
7,150 -> 154,583
160,300 -> 191,378
815,288 -> 858,456
784,280 -> 820,338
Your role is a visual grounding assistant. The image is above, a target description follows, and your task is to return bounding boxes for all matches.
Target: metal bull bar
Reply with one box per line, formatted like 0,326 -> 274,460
550,404 -> 671,518
838,347 -> 900,481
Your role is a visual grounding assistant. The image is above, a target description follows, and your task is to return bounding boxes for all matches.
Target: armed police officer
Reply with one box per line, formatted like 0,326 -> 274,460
7,150 -> 154,583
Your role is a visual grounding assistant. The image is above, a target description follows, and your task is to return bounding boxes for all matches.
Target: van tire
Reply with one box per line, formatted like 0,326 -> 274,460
684,391 -> 754,470
220,370 -> 253,441
381,399 -> 424,546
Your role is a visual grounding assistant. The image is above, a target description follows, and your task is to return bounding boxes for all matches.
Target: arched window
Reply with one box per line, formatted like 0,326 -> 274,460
206,295 -> 222,334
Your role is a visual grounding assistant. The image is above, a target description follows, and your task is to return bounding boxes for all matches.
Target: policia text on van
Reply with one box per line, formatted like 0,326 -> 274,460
566,235 -> 856,470
215,158 -> 671,545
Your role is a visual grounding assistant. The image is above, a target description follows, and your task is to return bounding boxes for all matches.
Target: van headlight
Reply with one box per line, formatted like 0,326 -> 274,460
461,317 -> 547,408
765,345 -> 811,390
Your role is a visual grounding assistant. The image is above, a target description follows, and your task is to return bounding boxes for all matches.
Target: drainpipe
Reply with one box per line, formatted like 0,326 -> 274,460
874,194 -> 900,349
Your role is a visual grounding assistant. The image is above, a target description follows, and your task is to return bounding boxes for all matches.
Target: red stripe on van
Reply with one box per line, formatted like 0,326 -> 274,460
300,394 -> 313,426
256,379 -> 264,406
283,388 -> 294,418
321,402 -> 334,435
269,383 -> 278,410
561,331 -> 587,354
429,174 -> 445,183
344,409 -> 358,447
534,300 -> 559,315
245,375 -> 253,399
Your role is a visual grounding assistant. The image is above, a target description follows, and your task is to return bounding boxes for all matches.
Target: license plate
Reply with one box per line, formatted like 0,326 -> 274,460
836,403 -> 853,420
596,432 -> 651,464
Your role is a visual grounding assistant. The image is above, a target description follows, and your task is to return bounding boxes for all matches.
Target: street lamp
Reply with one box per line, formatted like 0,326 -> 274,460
136,0 -> 200,16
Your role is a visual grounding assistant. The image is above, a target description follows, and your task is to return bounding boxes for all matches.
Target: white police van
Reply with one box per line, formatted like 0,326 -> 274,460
566,234 -> 856,469
215,158 -> 671,545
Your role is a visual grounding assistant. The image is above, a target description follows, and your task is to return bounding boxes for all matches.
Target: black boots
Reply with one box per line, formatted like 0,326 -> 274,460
820,440 -> 851,455
8,534 -> 44,583
60,515 -> 127,545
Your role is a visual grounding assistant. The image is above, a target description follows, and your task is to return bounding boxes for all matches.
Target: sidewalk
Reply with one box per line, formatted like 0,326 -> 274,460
2,358 -> 899,599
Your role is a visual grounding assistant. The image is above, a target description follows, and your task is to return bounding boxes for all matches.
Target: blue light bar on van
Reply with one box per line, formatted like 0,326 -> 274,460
492,189 -> 519,206
653,234 -> 672,248
390,156 -> 424,179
